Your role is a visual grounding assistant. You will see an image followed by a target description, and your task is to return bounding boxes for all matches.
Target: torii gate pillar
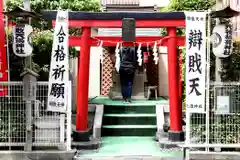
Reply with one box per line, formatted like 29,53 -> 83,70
74,27 -> 91,141
167,27 -> 184,141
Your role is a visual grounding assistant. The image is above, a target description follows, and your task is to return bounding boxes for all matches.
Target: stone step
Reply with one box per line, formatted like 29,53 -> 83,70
102,125 -> 157,129
104,105 -> 156,114
102,126 -> 157,136
103,115 -> 156,125
104,113 -> 156,117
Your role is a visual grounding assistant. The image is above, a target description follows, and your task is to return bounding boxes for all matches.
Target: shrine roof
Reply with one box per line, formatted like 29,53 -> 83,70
42,11 -> 185,20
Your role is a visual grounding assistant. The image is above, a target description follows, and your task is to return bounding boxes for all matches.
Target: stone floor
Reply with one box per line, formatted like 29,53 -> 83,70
75,137 -> 183,160
75,157 -> 183,160
0,150 -> 76,160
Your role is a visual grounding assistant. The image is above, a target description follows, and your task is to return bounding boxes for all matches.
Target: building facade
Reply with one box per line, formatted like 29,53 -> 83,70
231,0 -> 240,37
98,0 -> 171,97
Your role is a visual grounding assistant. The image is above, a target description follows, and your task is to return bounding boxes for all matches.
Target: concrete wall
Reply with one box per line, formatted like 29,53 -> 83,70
158,47 -> 169,97
231,0 -> 240,37
100,0 -> 170,7
89,47 -> 101,97
70,29 -> 101,112
71,50 -> 170,100
69,58 -> 78,112
89,28 -> 101,98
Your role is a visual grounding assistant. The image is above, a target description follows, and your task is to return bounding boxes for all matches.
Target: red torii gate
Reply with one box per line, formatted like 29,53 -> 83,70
68,36 -> 185,46
43,11 -> 186,142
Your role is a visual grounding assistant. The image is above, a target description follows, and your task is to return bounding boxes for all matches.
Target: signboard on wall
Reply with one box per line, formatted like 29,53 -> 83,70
185,12 -> 207,113
215,96 -> 230,114
47,10 -> 69,113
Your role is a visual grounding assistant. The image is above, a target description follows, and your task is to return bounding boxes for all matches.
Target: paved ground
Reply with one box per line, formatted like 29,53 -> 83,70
75,155 -> 240,160
0,150 -> 75,160
189,154 -> 240,160
75,156 -> 183,160
74,137 -> 183,160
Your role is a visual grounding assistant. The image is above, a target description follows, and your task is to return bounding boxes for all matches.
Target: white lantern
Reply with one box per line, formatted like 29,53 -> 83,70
12,24 -> 33,57
211,24 -> 233,58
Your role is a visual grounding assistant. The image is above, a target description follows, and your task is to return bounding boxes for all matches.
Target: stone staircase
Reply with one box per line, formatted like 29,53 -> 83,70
101,104 -> 157,137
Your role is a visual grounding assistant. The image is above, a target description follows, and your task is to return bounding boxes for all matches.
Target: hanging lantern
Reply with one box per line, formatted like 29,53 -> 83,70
211,23 -> 233,58
12,24 -> 33,57
143,52 -> 149,64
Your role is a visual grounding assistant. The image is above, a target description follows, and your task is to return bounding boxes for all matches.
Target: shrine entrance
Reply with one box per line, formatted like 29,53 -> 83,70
43,11 -> 186,154
104,46 -> 159,99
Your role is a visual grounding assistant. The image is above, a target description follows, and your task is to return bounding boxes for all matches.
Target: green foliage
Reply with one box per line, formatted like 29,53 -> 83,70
181,48 -> 186,94
191,114 -> 240,144
232,43 -> 240,76
7,0 -> 101,13
161,0 -> 215,36
6,0 -> 100,81
166,0 -> 215,11
160,28 -> 185,36
164,0 -> 240,146
8,29 -> 77,81
163,0 -> 215,109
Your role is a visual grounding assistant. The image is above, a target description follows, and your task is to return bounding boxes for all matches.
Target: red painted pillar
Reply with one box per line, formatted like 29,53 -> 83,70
75,27 -> 91,136
0,0 -> 8,96
167,27 -> 184,141
178,50 -> 183,130
179,50 -> 183,101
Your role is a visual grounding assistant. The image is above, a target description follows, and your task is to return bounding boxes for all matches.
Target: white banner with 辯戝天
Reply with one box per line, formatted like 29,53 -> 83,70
47,10 -> 69,113
185,12 -> 207,113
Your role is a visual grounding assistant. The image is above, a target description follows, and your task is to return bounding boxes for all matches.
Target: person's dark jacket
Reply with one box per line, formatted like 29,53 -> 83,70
119,46 -> 137,74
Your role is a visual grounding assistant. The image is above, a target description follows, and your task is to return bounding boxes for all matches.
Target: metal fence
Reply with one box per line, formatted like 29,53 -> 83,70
0,81 -> 72,151
186,82 -> 240,152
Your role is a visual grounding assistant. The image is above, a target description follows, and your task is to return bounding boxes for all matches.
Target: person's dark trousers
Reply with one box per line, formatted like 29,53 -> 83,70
119,69 -> 134,100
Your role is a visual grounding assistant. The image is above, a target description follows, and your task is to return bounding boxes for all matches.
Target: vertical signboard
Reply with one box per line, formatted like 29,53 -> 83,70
185,12 -> 207,113
47,10 -> 69,113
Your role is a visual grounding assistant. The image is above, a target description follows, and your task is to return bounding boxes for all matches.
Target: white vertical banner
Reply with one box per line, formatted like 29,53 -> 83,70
185,12 -> 207,113
47,10 -> 69,113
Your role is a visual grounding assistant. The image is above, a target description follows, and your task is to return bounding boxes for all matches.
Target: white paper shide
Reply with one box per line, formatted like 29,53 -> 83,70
185,12 -> 207,113
47,10 -> 69,112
